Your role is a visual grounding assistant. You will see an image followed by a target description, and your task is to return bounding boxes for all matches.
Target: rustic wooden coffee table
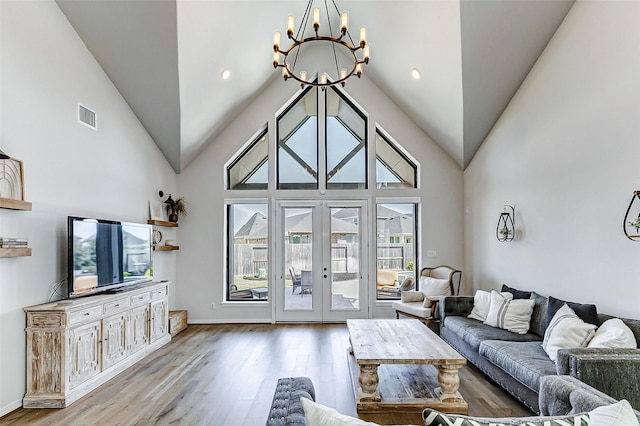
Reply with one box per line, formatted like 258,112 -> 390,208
346,319 -> 468,414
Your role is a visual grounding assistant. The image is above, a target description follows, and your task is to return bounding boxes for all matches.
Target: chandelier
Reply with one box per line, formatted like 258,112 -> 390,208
272,0 -> 370,89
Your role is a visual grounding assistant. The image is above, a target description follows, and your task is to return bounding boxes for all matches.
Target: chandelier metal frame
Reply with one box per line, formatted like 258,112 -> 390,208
272,0 -> 370,88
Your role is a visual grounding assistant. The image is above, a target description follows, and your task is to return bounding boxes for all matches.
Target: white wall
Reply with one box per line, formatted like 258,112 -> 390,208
177,66 -> 464,322
0,1 -> 177,415
464,0 -> 640,319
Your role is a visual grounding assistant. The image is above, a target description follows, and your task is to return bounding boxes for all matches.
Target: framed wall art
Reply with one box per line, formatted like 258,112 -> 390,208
0,157 -> 24,200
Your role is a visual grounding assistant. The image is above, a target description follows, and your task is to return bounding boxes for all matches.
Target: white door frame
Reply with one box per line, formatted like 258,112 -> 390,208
273,199 -> 368,322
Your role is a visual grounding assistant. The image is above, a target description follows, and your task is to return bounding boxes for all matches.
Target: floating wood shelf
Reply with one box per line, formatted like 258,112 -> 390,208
153,245 -> 179,251
0,197 -> 32,211
0,247 -> 32,257
147,220 -> 178,227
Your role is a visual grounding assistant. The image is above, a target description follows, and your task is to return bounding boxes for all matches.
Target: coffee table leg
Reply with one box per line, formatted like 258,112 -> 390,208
436,364 -> 463,402
357,364 -> 381,402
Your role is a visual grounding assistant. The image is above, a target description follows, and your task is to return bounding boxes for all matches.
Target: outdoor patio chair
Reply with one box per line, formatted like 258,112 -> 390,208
289,268 -> 302,294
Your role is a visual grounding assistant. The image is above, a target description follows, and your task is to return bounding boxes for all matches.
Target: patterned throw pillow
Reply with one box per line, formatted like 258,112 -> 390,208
423,409 -> 590,426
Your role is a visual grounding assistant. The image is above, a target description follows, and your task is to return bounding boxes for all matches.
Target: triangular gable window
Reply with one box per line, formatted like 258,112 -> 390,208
375,129 -> 417,189
227,127 -> 268,190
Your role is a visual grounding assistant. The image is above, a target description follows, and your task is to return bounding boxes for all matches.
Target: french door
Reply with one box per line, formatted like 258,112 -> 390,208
274,199 -> 369,322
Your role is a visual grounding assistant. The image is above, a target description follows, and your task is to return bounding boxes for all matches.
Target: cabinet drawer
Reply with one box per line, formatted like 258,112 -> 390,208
69,306 -> 102,325
130,292 -> 151,305
151,287 -> 167,299
103,298 -> 130,314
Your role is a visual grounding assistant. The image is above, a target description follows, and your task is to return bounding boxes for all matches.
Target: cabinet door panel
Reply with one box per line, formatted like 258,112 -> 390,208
130,305 -> 150,354
150,299 -> 168,342
68,321 -> 101,388
102,312 -> 128,369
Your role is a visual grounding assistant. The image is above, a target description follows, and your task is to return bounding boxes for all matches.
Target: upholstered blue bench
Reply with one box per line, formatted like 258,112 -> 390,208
266,377 -> 315,426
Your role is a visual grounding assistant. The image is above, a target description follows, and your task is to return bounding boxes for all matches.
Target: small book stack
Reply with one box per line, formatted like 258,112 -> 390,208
0,237 -> 28,248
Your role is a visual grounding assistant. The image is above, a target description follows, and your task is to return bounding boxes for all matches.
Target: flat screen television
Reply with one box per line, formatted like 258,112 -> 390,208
67,216 -> 153,298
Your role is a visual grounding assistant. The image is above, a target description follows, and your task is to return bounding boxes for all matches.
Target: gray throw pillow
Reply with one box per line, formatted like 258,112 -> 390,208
501,284 -> 532,299
546,296 -> 598,327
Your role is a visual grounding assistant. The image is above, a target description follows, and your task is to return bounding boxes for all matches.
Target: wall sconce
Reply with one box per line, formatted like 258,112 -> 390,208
623,190 -> 640,241
496,205 -> 515,242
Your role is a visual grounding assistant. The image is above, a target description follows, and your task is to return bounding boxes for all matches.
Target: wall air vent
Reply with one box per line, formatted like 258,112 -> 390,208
78,103 -> 97,130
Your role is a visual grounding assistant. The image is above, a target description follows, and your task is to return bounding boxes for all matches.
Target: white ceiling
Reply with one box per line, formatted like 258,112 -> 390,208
55,0 -> 574,173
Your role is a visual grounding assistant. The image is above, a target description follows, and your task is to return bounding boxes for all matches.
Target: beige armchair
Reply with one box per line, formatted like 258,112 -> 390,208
392,265 -> 462,326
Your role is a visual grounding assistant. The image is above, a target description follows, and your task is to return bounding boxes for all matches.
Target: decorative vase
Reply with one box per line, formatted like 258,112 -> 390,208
168,208 -> 179,223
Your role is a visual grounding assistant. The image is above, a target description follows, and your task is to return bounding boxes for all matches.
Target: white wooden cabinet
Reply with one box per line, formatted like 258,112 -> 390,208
23,281 -> 171,408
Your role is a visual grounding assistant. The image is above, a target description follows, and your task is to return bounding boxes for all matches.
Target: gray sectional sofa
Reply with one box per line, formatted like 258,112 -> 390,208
266,375 -> 640,425
439,291 -> 640,414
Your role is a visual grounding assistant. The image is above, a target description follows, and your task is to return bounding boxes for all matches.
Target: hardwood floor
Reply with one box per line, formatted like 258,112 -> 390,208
1,324 -> 532,425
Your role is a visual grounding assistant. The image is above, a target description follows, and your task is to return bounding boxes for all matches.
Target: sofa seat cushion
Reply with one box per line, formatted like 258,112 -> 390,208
479,340 -> 557,393
444,316 -> 541,351
392,300 -> 432,319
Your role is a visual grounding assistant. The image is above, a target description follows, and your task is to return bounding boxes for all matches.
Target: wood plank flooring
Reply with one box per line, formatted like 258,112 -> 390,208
1,324 -> 532,425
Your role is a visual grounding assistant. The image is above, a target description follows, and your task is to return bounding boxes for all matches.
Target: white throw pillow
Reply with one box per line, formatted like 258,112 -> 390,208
589,400 -> 640,426
400,290 -> 424,303
301,397 -> 381,426
588,318 -> 638,349
542,303 -> 597,362
468,290 -> 513,322
483,290 -> 535,334
420,277 -> 451,307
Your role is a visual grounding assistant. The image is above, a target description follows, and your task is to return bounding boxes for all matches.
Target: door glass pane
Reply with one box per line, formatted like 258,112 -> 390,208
284,207 -> 313,310
376,203 -> 416,300
277,88 -> 318,189
330,207 -> 360,310
228,203 -> 268,301
326,88 -> 367,189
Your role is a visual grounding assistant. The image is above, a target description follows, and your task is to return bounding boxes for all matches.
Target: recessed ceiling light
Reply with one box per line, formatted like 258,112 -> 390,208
220,68 -> 231,80
411,68 -> 422,80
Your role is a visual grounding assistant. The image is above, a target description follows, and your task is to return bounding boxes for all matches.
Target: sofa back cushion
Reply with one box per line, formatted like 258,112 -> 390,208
529,291 -> 549,338
546,296 -> 598,327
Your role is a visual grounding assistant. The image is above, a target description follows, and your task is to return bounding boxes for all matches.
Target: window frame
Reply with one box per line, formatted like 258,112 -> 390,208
374,200 -> 420,301
375,126 -> 418,189
275,85 -> 319,190
324,86 -> 369,190
225,124 -> 269,190
224,199 -> 270,303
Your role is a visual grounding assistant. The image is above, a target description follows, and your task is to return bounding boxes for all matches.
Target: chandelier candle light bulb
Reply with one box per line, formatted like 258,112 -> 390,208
287,15 -> 295,38
273,31 -> 281,50
313,8 -> 320,31
360,26 -> 367,46
340,11 -> 349,33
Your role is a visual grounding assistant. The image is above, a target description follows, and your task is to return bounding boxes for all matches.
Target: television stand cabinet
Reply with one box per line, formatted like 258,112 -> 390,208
23,281 -> 171,408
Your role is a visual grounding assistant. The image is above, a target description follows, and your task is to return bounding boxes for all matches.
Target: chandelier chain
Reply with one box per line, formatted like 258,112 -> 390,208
324,0 -> 340,78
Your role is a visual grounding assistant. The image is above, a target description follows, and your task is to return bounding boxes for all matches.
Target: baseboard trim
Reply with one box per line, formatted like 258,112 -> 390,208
1,399 -> 22,417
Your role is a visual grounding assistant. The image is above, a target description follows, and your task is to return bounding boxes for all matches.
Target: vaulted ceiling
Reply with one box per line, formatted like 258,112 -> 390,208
55,0 -> 574,173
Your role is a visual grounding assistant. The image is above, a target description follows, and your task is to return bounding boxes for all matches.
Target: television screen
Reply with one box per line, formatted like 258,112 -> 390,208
68,217 -> 152,298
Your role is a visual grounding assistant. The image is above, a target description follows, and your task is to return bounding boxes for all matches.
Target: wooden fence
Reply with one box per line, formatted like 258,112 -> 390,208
233,243 -> 413,276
